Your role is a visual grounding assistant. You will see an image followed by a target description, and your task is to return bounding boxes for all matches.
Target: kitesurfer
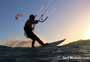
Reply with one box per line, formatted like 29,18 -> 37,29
24,14 -> 47,47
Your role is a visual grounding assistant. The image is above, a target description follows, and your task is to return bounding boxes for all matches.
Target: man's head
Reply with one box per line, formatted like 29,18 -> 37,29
29,14 -> 35,20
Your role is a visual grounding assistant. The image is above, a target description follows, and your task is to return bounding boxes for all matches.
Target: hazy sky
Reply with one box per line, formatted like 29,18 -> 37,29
0,0 -> 90,44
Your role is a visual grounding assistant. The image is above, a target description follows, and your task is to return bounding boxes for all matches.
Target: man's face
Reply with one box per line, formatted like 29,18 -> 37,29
30,15 -> 35,20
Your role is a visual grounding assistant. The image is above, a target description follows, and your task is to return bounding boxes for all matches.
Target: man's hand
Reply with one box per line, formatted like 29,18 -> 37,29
33,20 -> 39,24
35,20 -> 39,24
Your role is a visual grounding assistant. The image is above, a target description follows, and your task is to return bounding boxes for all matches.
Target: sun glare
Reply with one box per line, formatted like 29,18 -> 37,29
82,27 -> 90,40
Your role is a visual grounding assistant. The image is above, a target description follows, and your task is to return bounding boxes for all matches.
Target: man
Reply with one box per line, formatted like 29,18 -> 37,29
24,14 -> 46,47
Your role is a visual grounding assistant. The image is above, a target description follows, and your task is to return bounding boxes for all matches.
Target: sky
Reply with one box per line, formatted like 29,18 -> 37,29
0,0 -> 90,44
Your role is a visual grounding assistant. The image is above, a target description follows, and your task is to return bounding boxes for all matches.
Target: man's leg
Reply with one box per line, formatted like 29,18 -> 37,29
32,39 -> 35,47
31,32 -> 45,46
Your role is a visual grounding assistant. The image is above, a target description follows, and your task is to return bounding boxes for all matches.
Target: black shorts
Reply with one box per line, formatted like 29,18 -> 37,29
25,30 -> 39,40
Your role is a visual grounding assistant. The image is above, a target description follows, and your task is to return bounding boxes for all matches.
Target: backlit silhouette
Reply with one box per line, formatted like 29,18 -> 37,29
24,14 -> 46,47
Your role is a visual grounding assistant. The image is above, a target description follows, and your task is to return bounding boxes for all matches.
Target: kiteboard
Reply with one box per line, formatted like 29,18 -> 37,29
41,39 -> 66,47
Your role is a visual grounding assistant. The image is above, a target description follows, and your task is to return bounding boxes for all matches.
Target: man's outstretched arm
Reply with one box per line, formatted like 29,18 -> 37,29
32,20 -> 39,24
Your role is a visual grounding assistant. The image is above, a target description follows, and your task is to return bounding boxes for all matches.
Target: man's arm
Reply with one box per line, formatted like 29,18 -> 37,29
32,20 -> 39,30
32,20 -> 39,24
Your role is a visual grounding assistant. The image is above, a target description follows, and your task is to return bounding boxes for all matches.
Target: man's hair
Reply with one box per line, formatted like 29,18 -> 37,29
29,14 -> 35,19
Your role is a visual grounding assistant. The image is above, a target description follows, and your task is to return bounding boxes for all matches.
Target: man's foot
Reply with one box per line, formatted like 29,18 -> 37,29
45,43 -> 48,45
32,46 -> 35,48
42,43 -> 48,46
